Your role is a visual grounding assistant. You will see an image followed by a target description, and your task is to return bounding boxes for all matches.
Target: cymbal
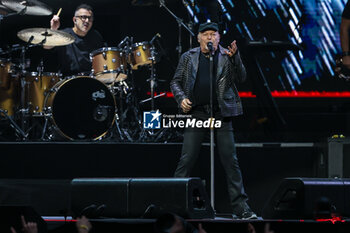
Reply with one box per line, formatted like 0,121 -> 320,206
0,4 -> 12,15
1,0 -> 52,15
17,28 -> 75,46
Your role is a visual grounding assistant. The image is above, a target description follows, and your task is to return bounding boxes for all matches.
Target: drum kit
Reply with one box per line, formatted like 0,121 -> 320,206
0,0 -> 165,141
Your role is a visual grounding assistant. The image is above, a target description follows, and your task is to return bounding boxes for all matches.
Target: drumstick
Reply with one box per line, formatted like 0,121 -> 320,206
56,8 -> 62,17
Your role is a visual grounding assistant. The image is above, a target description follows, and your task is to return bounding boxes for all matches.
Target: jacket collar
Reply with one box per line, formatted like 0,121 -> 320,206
189,45 -> 227,81
189,45 -> 226,55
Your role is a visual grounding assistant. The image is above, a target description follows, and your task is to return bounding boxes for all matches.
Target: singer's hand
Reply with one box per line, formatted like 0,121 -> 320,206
181,98 -> 192,113
225,40 -> 238,57
50,15 -> 60,30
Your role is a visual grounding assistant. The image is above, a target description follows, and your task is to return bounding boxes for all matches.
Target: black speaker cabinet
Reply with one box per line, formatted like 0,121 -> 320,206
262,178 -> 350,219
71,178 -> 214,219
0,179 -> 71,216
71,178 -> 130,218
328,138 -> 350,178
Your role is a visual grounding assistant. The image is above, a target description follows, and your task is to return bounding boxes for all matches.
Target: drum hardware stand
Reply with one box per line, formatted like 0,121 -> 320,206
137,45 -> 173,142
115,45 -> 141,142
139,92 -> 166,105
16,37 -> 47,139
38,63 -> 52,141
40,113 -> 50,140
0,109 -> 28,139
104,70 -> 133,142
138,46 -> 158,140
124,76 -> 145,142
115,83 -> 133,142
148,46 -> 157,111
159,0 -> 194,59
113,112 -> 133,142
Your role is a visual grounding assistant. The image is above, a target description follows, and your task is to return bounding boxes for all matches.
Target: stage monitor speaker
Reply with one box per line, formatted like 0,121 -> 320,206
327,137 -> 350,178
71,178 -> 214,219
262,178 -> 350,219
71,178 -> 130,218
0,206 -> 47,233
0,179 -> 71,216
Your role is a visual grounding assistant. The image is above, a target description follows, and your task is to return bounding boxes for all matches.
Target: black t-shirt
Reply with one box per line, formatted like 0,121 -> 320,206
343,1 -> 350,19
55,28 -> 105,76
193,49 -> 219,106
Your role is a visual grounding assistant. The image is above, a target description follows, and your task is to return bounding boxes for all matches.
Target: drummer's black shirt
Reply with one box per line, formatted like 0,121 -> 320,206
55,28 -> 105,76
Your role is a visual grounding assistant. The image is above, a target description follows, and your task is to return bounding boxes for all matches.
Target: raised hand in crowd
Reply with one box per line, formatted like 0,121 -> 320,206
76,216 -> 92,233
198,223 -> 207,233
10,215 -> 38,233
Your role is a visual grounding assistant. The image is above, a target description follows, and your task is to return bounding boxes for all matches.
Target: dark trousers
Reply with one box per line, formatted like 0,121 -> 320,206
174,108 -> 249,214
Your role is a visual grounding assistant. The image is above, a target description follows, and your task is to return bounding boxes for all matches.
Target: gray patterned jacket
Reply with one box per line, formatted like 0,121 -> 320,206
170,45 -> 246,117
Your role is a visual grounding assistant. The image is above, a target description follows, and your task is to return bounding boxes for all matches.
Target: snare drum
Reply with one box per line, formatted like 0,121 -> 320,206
44,76 -> 116,140
90,47 -> 127,83
129,41 -> 153,70
25,72 -> 62,115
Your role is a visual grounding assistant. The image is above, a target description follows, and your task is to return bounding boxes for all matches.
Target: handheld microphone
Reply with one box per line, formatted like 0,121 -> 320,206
207,42 -> 213,52
118,36 -> 129,48
150,33 -> 161,45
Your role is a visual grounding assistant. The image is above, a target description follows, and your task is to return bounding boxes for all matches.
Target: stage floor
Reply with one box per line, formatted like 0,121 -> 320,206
43,216 -> 350,233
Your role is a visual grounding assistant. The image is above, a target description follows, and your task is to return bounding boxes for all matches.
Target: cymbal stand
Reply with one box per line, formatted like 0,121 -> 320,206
38,59 -> 51,141
159,0 -> 194,59
120,68 -> 145,142
19,38 -> 48,139
108,42 -> 135,142
148,46 -> 157,111
114,79 -> 133,142
138,45 -> 167,142
17,42 -> 31,139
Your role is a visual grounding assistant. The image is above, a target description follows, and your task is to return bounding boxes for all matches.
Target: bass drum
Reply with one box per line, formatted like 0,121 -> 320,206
44,76 -> 116,140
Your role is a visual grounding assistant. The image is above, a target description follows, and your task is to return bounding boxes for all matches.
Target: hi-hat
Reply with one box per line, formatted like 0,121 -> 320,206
17,28 -> 75,46
1,0 -> 52,15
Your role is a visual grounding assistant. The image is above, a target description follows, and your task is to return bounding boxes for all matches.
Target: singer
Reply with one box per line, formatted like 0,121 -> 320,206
170,22 -> 257,219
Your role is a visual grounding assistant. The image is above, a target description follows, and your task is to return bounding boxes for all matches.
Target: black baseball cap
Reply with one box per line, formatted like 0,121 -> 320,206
198,22 -> 219,33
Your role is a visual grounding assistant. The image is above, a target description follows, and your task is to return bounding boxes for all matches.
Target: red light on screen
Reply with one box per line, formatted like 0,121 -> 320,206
147,91 -> 350,98
316,216 -> 345,224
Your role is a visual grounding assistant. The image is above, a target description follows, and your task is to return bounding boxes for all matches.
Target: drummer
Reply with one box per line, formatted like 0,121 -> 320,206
45,3 -> 127,81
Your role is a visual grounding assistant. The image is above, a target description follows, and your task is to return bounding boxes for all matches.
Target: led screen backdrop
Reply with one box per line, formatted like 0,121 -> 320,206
0,0 -> 347,92
186,0 -> 347,92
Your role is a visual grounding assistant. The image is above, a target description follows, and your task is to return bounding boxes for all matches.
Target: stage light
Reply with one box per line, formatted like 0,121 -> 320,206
226,0 -> 234,8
